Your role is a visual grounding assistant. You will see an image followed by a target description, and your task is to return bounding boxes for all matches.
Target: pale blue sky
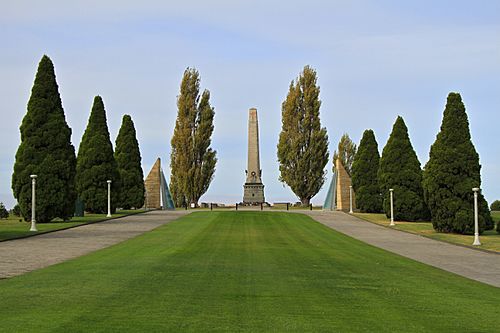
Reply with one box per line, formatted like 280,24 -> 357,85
1,1 -> 499,208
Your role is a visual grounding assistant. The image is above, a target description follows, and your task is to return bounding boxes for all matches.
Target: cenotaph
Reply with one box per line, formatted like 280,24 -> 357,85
243,108 -> 265,204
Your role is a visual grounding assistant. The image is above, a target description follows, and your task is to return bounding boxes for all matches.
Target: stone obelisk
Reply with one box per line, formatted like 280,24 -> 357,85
243,108 -> 265,204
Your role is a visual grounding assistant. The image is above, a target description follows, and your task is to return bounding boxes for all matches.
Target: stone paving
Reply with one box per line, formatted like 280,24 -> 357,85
0,210 -> 188,279
302,210 -> 500,288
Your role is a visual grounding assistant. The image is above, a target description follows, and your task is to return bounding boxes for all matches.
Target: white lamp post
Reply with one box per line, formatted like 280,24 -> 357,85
472,188 -> 481,246
30,174 -> 37,232
349,185 -> 353,214
389,189 -> 395,226
107,180 -> 112,217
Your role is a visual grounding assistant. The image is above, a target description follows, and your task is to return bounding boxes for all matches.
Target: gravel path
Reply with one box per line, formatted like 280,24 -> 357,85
302,210 -> 500,288
0,210 -> 188,279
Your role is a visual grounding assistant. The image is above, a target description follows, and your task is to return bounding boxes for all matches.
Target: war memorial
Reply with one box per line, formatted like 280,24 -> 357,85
243,108 -> 266,205
0,3 -> 499,332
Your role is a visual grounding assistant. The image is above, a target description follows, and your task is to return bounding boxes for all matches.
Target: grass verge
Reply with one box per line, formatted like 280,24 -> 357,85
0,209 -> 145,242
354,212 -> 500,253
0,211 -> 498,332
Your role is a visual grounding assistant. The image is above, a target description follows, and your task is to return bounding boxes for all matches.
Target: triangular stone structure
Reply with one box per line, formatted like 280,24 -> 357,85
335,158 -> 355,212
160,168 -> 175,210
144,158 -> 161,209
323,159 -> 356,212
144,158 -> 175,210
322,172 -> 337,210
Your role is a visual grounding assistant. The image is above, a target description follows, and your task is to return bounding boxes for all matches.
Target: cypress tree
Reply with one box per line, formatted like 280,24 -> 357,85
12,55 -> 77,222
114,115 -> 145,209
76,96 -> 120,213
277,65 -> 329,206
423,93 -> 493,233
379,116 -> 429,221
170,68 -> 217,206
351,129 -> 382,213
333,133 -> 357,176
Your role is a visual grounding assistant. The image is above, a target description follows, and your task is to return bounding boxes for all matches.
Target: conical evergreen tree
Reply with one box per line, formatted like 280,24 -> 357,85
351,129 -> 382,213
76,96 -> 120,213
114,115 -> 145,209
277,66 -> 329,206
379,116 -> 429,221
170,68 -> 217,206
12,55 -> 77,222
423,93 -> 493,233
333,133 -> 356,176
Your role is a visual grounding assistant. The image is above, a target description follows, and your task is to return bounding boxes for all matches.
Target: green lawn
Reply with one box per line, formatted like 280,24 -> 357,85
0,212 -> 498,332
354,213 -> 500,252
0,209 -> 144,241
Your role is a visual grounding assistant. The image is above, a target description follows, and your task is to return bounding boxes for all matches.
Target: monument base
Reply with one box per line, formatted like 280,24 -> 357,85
243,183 -> 265,204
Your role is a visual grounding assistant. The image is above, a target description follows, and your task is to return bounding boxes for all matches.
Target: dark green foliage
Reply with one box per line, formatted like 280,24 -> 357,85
277,66 -> 329,206
76,96 -> 120,213
114,115 -> 145,209
0,203 -> 8,219
333,133 -> 357,176
423,93 -> 493,233
351,130 -> 382,213
11,204 -> 21,217
490,200 -> 500,211
11,55 -> 77,222
379,117 -> 429,221
170,68 -> 217,206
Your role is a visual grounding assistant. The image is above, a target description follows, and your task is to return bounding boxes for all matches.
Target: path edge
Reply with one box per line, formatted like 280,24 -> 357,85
0,209 -> 157,244
350,212 -> 500,256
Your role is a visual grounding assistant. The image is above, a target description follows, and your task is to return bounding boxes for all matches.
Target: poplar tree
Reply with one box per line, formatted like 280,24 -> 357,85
12,55 -> 77,222
170,68 -> 217,206
76,96 -> 120,213
114,115 -> 145,209
333,133 -> 357,176
423,93 -> 493,234
277,65 -> 329,206
351,129 -> 382,213
379,116 -> 429,221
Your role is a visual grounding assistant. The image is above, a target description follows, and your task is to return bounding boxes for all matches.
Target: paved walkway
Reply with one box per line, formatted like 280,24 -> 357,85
302,210 -> 500,288
0,210 -> 188,279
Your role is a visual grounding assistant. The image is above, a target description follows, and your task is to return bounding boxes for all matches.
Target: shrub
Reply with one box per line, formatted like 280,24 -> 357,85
11,204 -> 21,217
0,202 -> 9,219
423,93 -> 493,234
351,129 -> 382,213
115,115 -> 145,209
378,116 -> 429,221
76,96 -> 120,213
490,200 -> 500,211
11,55 -> 77,222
